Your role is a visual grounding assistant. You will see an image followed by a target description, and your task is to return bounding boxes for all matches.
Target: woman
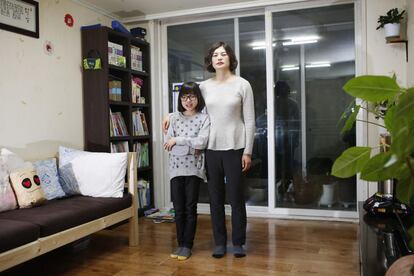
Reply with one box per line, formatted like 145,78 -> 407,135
164,42 -> 255,258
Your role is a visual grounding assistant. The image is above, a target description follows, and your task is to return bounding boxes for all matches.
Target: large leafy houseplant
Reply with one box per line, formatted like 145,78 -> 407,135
332,75 -> 414,204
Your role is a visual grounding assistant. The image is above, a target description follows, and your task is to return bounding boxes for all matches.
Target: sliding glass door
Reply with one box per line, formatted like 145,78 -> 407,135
165,2 -> 358,215
272,4 -> 356,211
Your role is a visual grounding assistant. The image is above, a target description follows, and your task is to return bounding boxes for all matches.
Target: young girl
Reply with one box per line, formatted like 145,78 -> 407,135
164,81 -> 210,260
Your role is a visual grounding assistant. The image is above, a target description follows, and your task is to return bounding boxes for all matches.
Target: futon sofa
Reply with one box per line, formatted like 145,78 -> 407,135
0,153 -> 139,272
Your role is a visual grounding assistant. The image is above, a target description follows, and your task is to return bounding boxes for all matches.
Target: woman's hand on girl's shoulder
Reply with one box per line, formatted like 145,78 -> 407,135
164,138 -> 176,151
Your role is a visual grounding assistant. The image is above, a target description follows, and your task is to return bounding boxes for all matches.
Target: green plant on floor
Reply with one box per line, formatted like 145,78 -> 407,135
376,8 -> 406,30
331,75 -> 414,204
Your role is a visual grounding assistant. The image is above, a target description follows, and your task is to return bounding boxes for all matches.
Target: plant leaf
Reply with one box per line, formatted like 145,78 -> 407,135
383,105 -> 395,134
343,75 -> 400,102
394,88 -> 414,122
331,147 -> 371,178
341,105 -> 360,135
360,152 -> 399,181
392,118 -> 414,159
396,174 -> 414,204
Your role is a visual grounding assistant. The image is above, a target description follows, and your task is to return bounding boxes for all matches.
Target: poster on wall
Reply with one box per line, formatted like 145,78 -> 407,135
0,0 -> 39,38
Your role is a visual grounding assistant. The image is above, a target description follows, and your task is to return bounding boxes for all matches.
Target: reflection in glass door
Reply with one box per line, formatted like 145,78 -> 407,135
272,4 -> 357,211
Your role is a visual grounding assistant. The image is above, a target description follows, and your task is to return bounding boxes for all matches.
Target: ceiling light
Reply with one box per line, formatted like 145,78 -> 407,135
281,65 -> 299,71
305,61 -> 331,68
251,41 -> 276,50
282,35 -> 319,46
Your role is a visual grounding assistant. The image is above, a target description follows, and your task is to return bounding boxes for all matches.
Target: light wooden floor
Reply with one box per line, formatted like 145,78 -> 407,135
3,215 -> 359,275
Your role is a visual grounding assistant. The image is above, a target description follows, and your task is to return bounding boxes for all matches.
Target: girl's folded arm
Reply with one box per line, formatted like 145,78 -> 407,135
175,116 -> 210,150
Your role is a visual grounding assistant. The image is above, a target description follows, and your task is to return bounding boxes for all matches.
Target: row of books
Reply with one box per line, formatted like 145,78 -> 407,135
108,77 -> 146,104
138,179 -> 151,208
132,77 -> 145,104
110,141 -> 128,153
110,142 -> 149,168
108,42 -> 145,72
109,109 -> 128,137
109,80 -> 122,101
108,42 -> 126,68
133,142 -> 149,168
132,110 -> 149,136
131,46 -> 143,72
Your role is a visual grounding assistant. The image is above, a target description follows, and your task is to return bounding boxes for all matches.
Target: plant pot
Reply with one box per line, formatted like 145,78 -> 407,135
292,174 -> 318,205
319,182 -> 337,207
384,23 -> 400,38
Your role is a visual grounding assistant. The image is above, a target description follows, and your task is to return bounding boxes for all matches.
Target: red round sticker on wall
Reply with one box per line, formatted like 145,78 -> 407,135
64,14 -> 74,27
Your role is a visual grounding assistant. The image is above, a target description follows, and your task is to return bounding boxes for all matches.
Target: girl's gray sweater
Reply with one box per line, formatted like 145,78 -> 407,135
165,112 -> 210,181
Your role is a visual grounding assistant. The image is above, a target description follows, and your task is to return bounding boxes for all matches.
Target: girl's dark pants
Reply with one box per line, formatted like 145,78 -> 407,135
205,149 -> 246,246
171,175 -> 201,249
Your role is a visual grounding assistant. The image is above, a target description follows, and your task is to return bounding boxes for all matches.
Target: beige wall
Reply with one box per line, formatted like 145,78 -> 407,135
0,0 -> 111,160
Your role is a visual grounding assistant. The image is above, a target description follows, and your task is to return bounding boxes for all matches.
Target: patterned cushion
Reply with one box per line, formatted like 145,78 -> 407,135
9,168 -> 46,208
0,159 -> 17,213
33,158 -> 66,200
58,163 -> 81,196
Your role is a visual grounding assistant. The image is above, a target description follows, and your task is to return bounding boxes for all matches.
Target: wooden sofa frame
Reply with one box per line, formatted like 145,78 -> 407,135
0,152 -> 139,272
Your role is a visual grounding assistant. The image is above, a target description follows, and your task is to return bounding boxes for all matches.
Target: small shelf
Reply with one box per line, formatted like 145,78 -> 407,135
386,37 -> 408,62
132,103 -> 150,108
109,136 -> 130,141
109,100 -> 130,106
132,135 -> 151,140
131,69 -> 149,77
109,64 -> 129,72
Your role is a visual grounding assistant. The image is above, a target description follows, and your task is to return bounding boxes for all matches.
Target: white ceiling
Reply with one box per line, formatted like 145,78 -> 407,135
75,0 -> 260,19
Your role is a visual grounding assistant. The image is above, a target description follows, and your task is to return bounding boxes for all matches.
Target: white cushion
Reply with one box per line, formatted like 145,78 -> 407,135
0,159 -> 17,212
0,148 -> 33,171
59,146 -> 127,198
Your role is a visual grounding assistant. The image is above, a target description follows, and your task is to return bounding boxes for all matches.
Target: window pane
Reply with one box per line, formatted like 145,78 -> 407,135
239,15 -> 267,206
273,4 -> 356,210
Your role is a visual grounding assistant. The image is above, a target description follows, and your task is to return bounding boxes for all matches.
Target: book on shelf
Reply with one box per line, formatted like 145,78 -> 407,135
133,142 -> 149,168
108,80 -> 122,101
108,41 -> 126,67
131,77 -> 145,104
131,45 -> 143,71
137,179 -> 151,208
140,112 -> 149,134
109,109 -> 128,136
132,110 -> 149,136
110,141 -> 129,153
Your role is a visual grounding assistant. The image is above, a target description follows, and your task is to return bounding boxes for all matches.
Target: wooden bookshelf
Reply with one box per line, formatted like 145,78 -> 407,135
81,26 -> 153,215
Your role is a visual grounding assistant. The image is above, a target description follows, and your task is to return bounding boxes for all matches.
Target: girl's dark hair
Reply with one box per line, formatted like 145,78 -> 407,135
177,81 -> 205,113
204,42 -> 238,73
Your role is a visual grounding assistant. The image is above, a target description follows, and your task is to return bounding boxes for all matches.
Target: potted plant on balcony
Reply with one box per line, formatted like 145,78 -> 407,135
376,8 -> 406,38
